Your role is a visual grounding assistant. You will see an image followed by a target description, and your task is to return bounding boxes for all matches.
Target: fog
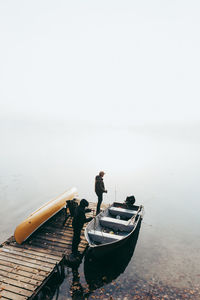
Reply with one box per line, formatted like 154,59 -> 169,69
0,1 -> 200,248
1,1 -> 200,124
1,4 -> 200,294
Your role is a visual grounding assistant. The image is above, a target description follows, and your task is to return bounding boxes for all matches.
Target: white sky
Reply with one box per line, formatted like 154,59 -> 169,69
0,1 -> 200,125
1,2 -> 200,240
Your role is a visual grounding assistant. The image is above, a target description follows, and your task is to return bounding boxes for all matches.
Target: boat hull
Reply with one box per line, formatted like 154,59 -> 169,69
14,187 -> 78,244
87,216 -> 142,258
84,219 -> 142,289
85,202 -> 143,258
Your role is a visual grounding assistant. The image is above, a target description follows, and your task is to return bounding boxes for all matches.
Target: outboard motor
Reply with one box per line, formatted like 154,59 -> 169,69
125,196 -> 135,208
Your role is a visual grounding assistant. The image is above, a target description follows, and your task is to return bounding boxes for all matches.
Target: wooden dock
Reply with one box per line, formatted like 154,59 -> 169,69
0,201 -> 102,300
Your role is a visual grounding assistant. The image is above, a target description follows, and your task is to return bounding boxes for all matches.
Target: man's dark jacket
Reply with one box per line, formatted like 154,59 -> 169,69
95,175 -> 105,195
72,204 -> 92,231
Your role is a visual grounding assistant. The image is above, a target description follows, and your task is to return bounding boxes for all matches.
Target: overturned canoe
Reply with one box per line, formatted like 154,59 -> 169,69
14,187 -> 78,244
85,201 -> 144,258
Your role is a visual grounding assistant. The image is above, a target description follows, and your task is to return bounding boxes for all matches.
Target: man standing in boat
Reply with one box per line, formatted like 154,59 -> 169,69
72,199 -> 93,257
95,171 -> 107,215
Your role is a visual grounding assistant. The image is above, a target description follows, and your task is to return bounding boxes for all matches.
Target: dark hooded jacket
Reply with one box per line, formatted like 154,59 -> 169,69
95,175 -> 105,195
72,199 -> 92,231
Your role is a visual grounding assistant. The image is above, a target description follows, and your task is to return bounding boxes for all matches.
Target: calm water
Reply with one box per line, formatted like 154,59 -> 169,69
1,120 -> 200,299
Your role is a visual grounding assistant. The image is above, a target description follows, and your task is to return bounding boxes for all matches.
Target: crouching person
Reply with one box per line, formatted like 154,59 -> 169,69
72,199 -> 93,257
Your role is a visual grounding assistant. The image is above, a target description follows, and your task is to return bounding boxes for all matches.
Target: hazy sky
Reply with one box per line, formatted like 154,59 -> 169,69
0,1 -> 200,126
1,2 -> 200,243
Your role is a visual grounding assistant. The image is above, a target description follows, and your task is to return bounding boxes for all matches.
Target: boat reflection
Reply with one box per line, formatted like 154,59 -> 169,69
84,218 -> 142,292
70,267 -> 85,300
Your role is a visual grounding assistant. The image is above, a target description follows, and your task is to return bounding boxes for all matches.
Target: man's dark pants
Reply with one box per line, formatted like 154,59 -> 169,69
96,193 -> 103,215
72,228 -> 81,254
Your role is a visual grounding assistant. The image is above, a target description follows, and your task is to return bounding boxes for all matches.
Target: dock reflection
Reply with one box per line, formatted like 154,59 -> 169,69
84,219 -> 142,293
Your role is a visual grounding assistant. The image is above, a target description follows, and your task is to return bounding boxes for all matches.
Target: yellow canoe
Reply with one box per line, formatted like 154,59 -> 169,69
14,187 -> 78,244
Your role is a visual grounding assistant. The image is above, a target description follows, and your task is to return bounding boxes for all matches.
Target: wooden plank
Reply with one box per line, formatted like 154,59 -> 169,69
0,202 -> 107,300
0,269 -> 41,286
0,247 -> 56,267
30,235 -> 87,249
38,225 -> 74,235
35,229 -> 74,240
25,240 -> 69,253
26,239 -> 86,253
25,240 -> 65,252
41,224 -> 89,236
46,235 -> 87,246
0,253 -> 52,272
0,289 -> 27,300
28,239 -> 72,251
0,282 -> 32,298
0,258 -> 48,277
0,248 -> 56,267
0,276 -> 36,292
29,235 -> 73,247
28,227 -> 87,247
35,231 -> 84,243
42,215 -> 71,227
3,245 -> 60,263
0,263 -> 44,282
40,222 -> 71,230
37,226 -> 85,237
13,244 -> 62,259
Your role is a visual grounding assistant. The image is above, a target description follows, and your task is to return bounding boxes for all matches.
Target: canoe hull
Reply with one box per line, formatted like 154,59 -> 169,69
14,187 -> 78,244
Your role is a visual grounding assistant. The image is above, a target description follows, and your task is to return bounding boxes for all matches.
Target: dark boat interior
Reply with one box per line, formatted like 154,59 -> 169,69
85,202 -> 142,246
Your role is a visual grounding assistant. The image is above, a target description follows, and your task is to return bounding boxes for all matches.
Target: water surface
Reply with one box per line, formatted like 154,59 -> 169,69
0,120 -> 200,299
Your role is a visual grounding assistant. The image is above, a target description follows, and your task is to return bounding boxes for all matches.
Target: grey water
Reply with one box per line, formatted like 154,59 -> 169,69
1,119 -> 200,299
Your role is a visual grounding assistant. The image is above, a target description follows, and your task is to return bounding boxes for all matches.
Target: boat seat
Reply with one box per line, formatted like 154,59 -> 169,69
109,207 -> 136,219
88,230 -> 123,244
100,216 -> 134,232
